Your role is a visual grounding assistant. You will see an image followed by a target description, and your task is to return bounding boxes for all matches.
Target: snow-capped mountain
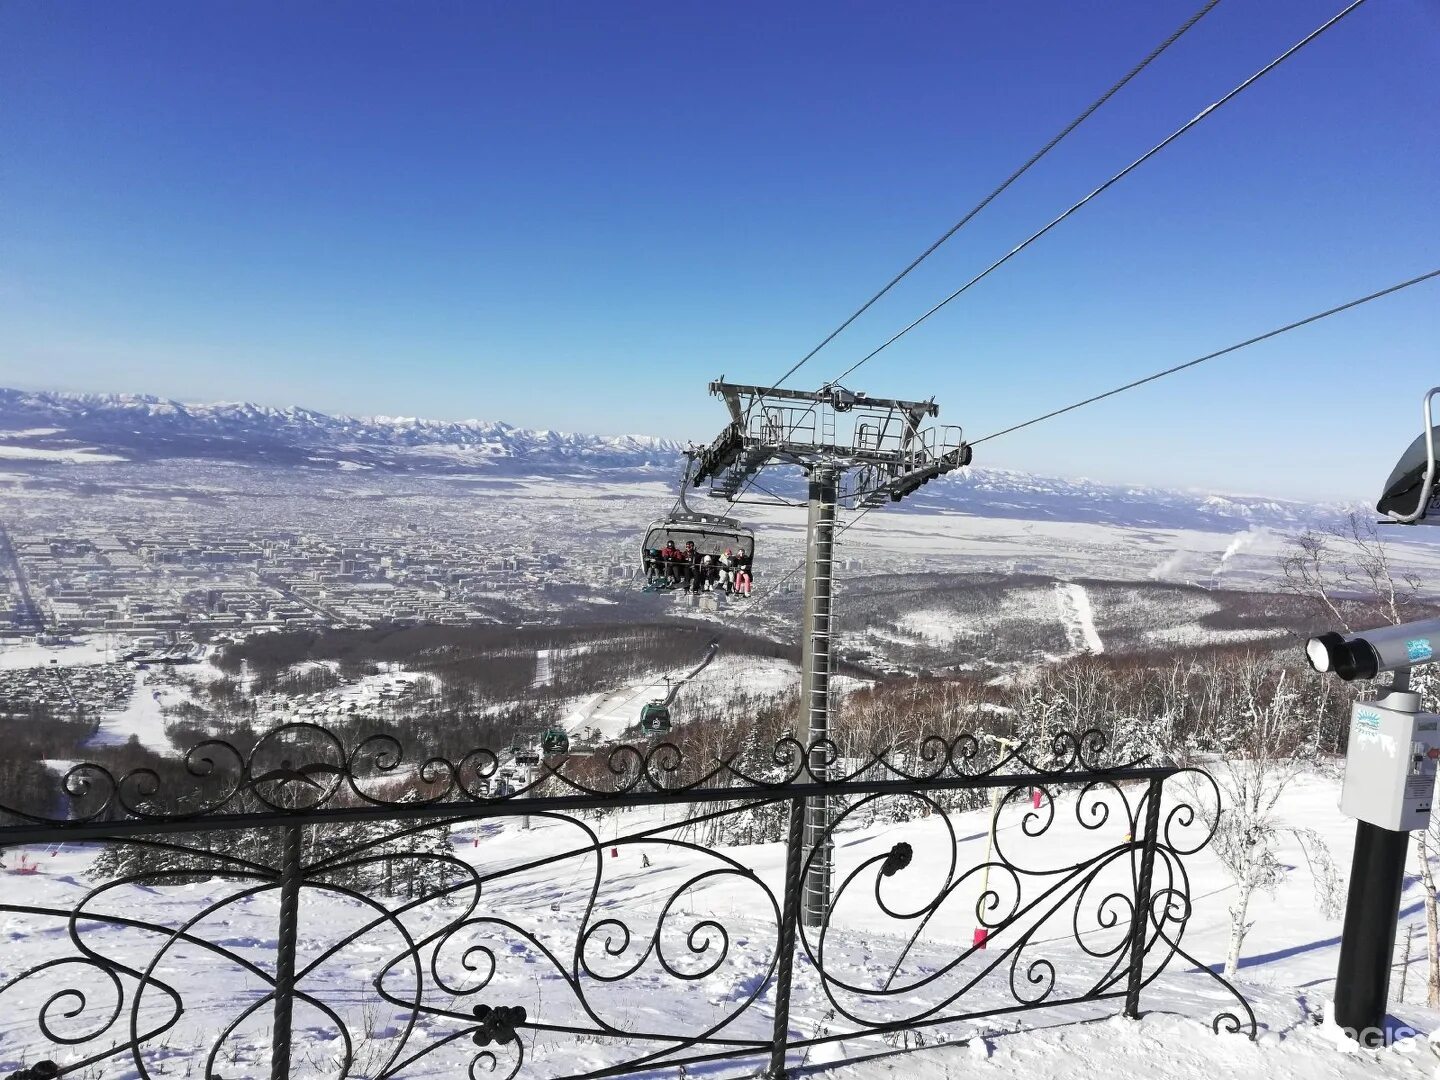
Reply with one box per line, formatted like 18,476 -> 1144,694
899,465 -> 1345,531
0,387 -> 1347,531
0,388 -> 682,471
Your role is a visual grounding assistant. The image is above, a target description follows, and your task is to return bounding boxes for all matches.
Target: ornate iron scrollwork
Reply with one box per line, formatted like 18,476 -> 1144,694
0,723 -> 1253,1078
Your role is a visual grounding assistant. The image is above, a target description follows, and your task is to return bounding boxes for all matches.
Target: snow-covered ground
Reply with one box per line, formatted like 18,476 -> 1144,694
896,610 -> 977,646
0,639 -> 113,671
0,444 -> 126,463
90,668 -> 182,750
1055,582 -> 1105,655
2,769 -> 1438,1078
556,655 -> 866,743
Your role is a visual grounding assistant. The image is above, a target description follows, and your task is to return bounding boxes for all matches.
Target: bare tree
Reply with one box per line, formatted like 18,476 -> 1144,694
1280,515 -> 1440,1006
1182,654 -> 1335,979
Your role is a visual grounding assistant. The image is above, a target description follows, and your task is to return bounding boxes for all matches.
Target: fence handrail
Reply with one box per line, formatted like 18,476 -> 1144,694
0,723 -> 1169,843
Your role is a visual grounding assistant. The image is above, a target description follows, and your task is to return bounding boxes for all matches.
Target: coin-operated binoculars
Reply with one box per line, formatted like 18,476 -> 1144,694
1302,388 -> 1440,1044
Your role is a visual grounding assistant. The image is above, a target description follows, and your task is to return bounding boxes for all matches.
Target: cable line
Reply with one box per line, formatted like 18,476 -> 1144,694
971,268 -> 1440,446
828,0 -> 1371,387
751,0 -> 1227,403
737,269 -> 1440,619
719,0 -> 1231,514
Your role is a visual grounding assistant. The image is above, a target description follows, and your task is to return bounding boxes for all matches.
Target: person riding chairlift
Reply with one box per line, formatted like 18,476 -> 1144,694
683,540 -> 702,592
717,549 -> 735,593
660,539 -> 682,585
732,552 -> 752,597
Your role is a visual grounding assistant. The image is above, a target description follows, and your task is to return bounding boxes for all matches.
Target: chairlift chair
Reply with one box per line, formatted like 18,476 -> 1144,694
1378,386 -> 1440,525
641,453 -> 756,590
541,727 -> 570,755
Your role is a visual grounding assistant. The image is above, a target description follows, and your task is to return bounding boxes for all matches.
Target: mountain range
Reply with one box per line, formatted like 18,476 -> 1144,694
0,387 -> 1349,531
0,388 -> 682,470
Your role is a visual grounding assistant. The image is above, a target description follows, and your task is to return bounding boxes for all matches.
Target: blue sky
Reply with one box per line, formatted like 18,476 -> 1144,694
2,0 -> 1436,500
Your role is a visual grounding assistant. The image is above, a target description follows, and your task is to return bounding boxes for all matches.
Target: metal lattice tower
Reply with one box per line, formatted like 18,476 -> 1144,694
694,381 -> 972,927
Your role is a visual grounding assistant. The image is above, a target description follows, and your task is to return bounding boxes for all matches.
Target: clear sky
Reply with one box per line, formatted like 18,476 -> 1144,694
2,1 -> 1436,501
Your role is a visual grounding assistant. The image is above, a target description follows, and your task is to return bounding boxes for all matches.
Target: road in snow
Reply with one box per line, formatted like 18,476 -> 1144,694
1055,582 -> 1104,654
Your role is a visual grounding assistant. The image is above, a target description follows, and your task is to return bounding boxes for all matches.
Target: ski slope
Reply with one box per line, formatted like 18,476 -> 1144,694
556,655 -> 867,743
1055,582 -> 1105,654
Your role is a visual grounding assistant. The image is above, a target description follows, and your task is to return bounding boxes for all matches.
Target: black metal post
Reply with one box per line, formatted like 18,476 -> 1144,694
271,824 -> 304,1080
1124,777 -> 1164,1018
1334,821 -> 1411,1045
768,798 -> 807,1079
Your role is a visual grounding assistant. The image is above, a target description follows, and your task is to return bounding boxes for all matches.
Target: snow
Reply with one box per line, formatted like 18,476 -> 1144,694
2,768 -> 1439,1078
1145,625 -> 1290,647
0,445 -> 125,463
897,610 -> 974,646
553,655 -> 870,743
90,668 -> 179,750
823,1008 -> 1438,1080
531,648 -> 553,688
1055,582 -> 1104,654
1,768 -> 1438,1078
0,639 -> 112,670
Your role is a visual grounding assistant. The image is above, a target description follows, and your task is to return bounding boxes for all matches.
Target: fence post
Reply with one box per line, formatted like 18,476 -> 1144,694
768,797 -> 807,1079
1124,777 -> 1164,1019
271,824 -> 304,1080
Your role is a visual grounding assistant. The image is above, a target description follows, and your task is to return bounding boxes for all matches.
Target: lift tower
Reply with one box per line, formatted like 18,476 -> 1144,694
693,381 -> 971,927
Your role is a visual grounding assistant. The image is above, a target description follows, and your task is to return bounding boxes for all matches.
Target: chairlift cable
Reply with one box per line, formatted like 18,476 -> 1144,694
717,0 -> 1231,513
740,0 -> 1228,407
679,254 -> 1438,676
971,268 -> 1440,446
642,0 -> 1381,662
826,0 -> 1372,389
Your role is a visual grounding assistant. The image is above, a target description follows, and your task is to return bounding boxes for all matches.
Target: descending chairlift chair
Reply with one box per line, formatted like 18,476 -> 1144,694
641,454 -> 756,593
639,639 -> 721,735
1378,386 -> 1440,525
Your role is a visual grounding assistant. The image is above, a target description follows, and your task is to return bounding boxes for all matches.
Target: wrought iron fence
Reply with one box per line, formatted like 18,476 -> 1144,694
0,724 -> 1253,1079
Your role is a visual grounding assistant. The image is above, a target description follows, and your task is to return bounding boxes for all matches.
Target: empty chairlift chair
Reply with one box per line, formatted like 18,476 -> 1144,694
1378,386 -> 1440,525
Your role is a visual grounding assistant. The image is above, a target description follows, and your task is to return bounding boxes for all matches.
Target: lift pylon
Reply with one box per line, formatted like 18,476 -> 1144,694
694,381 -> 972,927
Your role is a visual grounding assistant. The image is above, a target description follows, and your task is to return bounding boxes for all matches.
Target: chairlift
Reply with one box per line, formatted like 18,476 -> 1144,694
641,453 -> 755,592
541,728 -> 570,755
1378,386 -> 1440,524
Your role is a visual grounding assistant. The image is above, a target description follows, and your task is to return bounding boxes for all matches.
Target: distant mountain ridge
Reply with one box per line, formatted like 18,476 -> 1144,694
0,388 -> 682,470
0,386 -> 1347,531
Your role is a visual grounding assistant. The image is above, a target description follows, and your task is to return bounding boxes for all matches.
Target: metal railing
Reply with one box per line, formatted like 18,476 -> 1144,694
0,723 -> 1254,1078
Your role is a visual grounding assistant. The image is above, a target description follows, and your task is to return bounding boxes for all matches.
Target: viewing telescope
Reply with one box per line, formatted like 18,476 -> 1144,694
1305,385 -> 1440,1044
1305,616 -> 1440,682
